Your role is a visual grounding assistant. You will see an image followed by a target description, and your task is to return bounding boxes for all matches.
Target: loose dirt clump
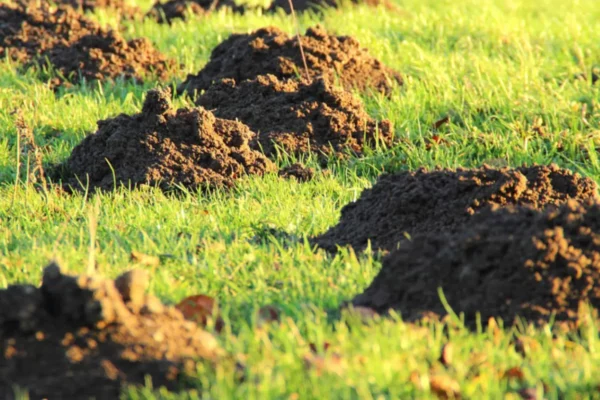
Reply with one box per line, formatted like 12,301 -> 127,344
178,26 -> 402,96
0,263 -> 222,398
147,0 -> 244,23
54,0 -> 140,19
197,74 -> 393,160
352,200 -> 600,328
62,88 -> 275,192
313,164 -> 599,253
279,163 -> 315,182
267,0 -> 394,14
0,3 -> 174,87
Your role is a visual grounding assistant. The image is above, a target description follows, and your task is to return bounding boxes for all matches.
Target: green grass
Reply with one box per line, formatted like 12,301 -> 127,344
2,0 -> 600,398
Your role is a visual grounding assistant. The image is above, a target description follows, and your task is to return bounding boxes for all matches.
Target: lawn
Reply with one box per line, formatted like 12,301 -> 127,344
1,0 -> 600,398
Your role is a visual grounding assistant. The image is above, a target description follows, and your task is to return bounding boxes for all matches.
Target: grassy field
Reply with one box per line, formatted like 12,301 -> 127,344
2,0 -> 600,398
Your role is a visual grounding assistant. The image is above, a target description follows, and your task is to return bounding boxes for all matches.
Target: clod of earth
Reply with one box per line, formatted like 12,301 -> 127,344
147,0 -> 245,23
178,25 -> 402,96
62,87 -> 275,192
312,164 -> 599,253
279,163 -> 316,182
267,0 -> 395,14
0,3 -> 175,87
197,74 -> 393,160
54,0 -> 140,18
352,199 -> 600,328
0,263 -> 221,398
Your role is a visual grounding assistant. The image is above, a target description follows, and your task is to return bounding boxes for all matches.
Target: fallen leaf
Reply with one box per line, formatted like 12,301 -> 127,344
426,134 -> 449,150
429,374 -> 461,399
130,251 -> 160,267
440,343 -> 453,367
433,116 -> 450,130
502,366 -> 525,381
175,294 -> 224,332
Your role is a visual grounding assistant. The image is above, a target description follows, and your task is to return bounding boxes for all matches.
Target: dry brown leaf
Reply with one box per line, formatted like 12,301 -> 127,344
175,294 -> 224,332
429,374 -> 461,399
440,343 -> 453,367
502,366 -> 525,381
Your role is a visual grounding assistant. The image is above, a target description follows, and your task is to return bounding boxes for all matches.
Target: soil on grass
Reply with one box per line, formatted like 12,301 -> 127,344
178,26 -> 402,96
197,74 -> 393,160
313,164 -> 599,253
63,88 -> 275,192
267,0 -> 394,14
147,0 -> 244,23
352,200 -> 600,328
0,263 -> 221,398
279,163 -> 315,182
0,3 -> 174,87
54,0 -> 140,19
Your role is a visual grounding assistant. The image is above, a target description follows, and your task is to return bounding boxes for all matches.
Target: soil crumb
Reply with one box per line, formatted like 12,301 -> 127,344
353,199 -> 600,328
197,74 -> 393,160
54,0 -> 139,18
0,263 -> 221,398
279,163 -> 315,182
63,88 -> 275,192
147,0 -> 244,23
267,0 -> 394,14
313,164 -> 599,253
0,3 -> 174,87
178,26 -> 401,96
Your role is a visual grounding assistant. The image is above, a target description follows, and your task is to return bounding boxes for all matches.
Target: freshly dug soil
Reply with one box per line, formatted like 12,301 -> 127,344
279,163 -> 315,182
352,200 -> 600,328
147,0 -> 244,23
267,0 -> 394,14
313,164 -> 599,253
197,74 -> 393,159
0,263 -> 221,398
63,88 -> 275,192
0,3 -> 174,86
178,26 -> 402,96
55,0 -> 139,18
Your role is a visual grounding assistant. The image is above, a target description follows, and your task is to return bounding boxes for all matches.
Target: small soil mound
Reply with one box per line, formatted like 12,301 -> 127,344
0,263 -> 221,398
267,0 -> 393,14
147,0 -> 244,23
0,3 -> 174,87
63,88 -> 275,192
178,26 -> 402,96
352,200 -> 600,328
197,74 -> 393,160
313,164 -> 599,253
279,163 -> 315,182
55,0 -> 139,18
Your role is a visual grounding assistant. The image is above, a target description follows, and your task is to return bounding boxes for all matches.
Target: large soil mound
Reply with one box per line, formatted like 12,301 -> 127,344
267,0 -> 393,14
55,0 -> 139,18
0,3 -> 174,87
63,88 -> 275,192
0,263 -> 221,398
313,164 -> 599,253
196,74 -> 393,159
353,200 -> 600,328
147,0 -> 244,23
178,26 -> 402,96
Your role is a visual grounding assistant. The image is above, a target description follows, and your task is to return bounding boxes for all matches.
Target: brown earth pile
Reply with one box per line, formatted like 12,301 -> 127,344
279,163 -> 315,182
63,88 -> 275,192
313,164 -> 599,253
178,26 -> 402,96
0,263 -> 222,398
352,200 -> 600,328
147,0 -> 244,23
54,0 -> 139,18
196,74 -> 393,159
267,0 -> 394,14
0,3 -> 174,86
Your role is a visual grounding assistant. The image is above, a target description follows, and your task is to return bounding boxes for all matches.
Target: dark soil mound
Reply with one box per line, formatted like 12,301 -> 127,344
0,263 -> 221,398
196,74 -> 393,159
313,164 -> 599,253
353,200 -> 600,328
0,3 -> 174,87
178,26 -> 402,96
63,88 -> 275,192
279,163 -> 315,182
267,0 -> 394,14
147,0 -> 244,23
55,0 -> 139,18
